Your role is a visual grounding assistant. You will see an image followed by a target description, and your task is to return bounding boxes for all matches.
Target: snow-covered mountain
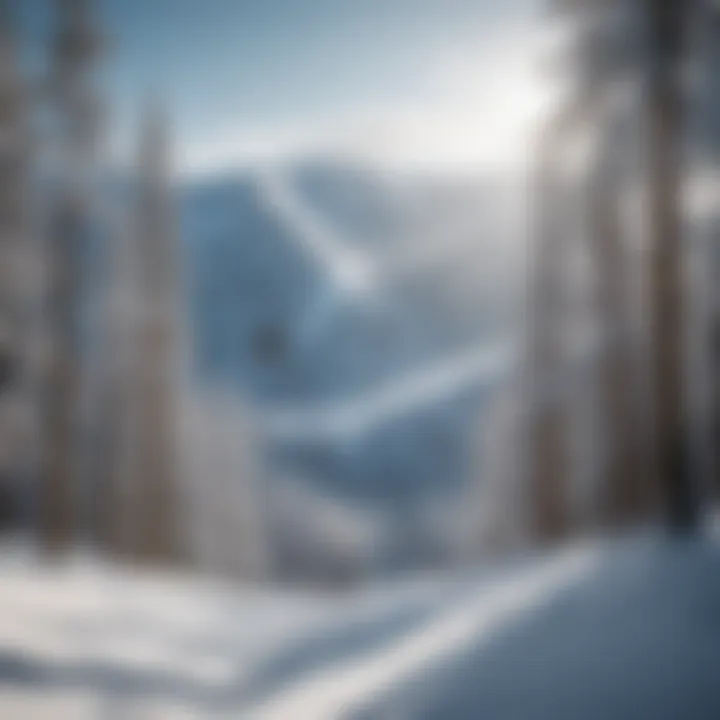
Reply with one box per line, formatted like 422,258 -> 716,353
180,159 -> 519,401
178,158 -> 523,569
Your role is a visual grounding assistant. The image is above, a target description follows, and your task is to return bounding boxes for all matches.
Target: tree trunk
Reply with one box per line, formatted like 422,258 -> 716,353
646,0 -> 699,532
589,116 -> 657,527
527,112 -> 578,543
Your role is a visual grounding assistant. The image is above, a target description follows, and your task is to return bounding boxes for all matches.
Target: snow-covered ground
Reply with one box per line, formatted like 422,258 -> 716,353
0,535 -> 719,718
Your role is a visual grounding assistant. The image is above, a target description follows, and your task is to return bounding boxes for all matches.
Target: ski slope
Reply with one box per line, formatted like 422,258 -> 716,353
0,535 -> 719,718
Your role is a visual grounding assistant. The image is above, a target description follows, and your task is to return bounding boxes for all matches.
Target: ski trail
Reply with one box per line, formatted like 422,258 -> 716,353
265,341 -> 513,443
247,545 -> 600,720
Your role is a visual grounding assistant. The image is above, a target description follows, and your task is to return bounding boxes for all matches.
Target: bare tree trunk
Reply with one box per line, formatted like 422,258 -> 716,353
119,105 -> 184,565
693,3 -> 720,503
589,114 -> 657,526
646,0 -> 699,532
42,205 -> 82,552
527,113 -> 577,543
0,6 -> 30,533
40,0 -> 103,554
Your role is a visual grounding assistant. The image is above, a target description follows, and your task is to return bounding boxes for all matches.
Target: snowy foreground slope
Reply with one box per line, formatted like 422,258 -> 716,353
0,536 -> 719,719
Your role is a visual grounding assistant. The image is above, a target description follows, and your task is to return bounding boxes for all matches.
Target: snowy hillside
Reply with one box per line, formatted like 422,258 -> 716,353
1,534 -> 719,718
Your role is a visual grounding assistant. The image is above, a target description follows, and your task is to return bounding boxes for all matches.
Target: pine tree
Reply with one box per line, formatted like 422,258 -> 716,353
578,0 -> 656,526
526,109 -> 574,542
646,0 -> 699,532
686,0 -> 720,505
530,0 -> 698,538
40,0 -> 103,553
118,104 -> 184,563
527,1 -> 618,542
0,1 -> 30,530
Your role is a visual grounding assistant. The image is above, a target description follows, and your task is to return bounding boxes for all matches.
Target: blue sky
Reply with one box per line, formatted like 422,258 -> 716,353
19,0 -> 543,174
